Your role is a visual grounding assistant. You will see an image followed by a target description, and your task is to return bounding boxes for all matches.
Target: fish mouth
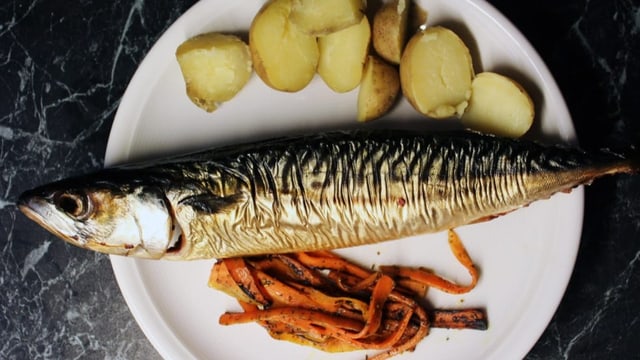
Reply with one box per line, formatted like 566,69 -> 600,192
18,193 -> 77,244
160,224 -> 188,260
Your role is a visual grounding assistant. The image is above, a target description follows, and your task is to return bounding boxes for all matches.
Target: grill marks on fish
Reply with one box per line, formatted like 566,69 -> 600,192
171,131 -> 633,258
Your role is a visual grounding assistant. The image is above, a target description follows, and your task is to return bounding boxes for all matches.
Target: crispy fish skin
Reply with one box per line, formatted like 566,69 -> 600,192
18,130 -> 637,260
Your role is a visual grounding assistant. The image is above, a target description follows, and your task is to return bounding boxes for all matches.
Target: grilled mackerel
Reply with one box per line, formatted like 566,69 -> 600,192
18,130 -> 637,260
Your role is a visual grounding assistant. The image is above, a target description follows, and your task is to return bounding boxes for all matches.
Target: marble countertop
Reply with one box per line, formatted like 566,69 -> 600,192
1,0 -> 638,359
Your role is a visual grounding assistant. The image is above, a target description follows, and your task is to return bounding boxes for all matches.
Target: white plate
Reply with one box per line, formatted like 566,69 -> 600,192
105,1 -> 582,359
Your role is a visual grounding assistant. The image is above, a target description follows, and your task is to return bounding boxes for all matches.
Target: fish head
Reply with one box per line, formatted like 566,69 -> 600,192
18,173 -> 180,259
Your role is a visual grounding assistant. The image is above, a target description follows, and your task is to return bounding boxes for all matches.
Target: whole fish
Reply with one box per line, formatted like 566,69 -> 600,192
18,130 -> 637,260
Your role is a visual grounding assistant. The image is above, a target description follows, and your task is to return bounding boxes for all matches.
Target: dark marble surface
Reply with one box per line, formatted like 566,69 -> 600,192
1,0 -> 638,359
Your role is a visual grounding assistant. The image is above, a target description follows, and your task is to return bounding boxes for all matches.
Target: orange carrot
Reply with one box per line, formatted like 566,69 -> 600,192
219,307 -> 364,334
431,309 -> 488,330
223,257 -> 272,307
208,229 -> 485,359
379,230 -> 478,294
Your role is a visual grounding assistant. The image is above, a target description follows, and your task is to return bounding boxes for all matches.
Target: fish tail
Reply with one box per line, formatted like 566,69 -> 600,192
596,146 -> 640,174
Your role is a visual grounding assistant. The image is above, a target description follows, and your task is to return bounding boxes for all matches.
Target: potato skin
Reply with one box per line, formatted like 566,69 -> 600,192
357,56 -> 400,122
372,0 -> 409,64
176,33 -> 252,112
250,0 -> 319,92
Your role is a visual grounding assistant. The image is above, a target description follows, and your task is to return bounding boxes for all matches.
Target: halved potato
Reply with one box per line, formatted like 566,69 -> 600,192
318,16 -> 371,93
289,0 -> 365,35
372,0 -> 409,64
176,33 -> 252,112
250,0 -> 319,92
357,56 -> 400,122
461,72 -> 535,138
400,26 -> 474,119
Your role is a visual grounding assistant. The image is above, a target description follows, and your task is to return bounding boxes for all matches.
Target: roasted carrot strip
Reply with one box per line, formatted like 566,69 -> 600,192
290,283 -> 369,319
209,230 -> 485,359
217,259 -> 372,318
369,306 -> 429,360
238,300 -> 259,313
223,258 -> 272,307
358,304 -> 415,350
447,229 -> 479,289
253,254 -> 327,287
380,266 -> 473,294
219,307 -> 364,335
350,275 -> 394,339
394,278 -> 429,298
431,309 -> 488,330
348,272 -> 382,292
380,230 -> 478,294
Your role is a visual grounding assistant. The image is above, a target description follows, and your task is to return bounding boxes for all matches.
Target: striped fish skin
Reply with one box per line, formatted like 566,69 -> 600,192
18,130 -> 636,260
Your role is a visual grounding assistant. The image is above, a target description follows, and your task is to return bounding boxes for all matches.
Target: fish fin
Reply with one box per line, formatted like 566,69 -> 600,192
598,146 -> 640,174
179,193 -> 245,214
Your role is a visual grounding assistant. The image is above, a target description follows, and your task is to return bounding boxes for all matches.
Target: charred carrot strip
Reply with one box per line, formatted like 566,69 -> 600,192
238,300 -> 259,313
341,272 -> 382,292
237,301 -> 341,346
394,278 -> 429,298
431,309 -> 488,330
326,269 -> 364,291
219,307 -> 364,335
275,254 -> 328,286
223,257 -> 272,307
380,230 -> 478,294
380,266 -> 473,294
369,306 -> 429,360
350,274 -> 394,339
247,256 -> 299,280
218,258 -> 373,318
216,260 -> 319,309
253,256 -> 371,317
358,304 -> 415,350
210,239 -> 485,360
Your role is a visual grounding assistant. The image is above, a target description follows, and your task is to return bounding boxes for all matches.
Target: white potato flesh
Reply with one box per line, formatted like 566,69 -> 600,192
461,72 -> 535,138
289,0 -> 365,35
176,33 -> 252,112
400,26 -> 474,119
318,16 -> 371,93
250,0 -> 319,92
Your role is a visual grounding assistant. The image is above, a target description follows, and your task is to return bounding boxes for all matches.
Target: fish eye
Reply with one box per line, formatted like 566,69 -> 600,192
55,192 -> 91,220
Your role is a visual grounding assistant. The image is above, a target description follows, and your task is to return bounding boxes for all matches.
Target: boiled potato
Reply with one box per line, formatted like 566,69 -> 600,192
176,33 -> 252,112
461,72 -> 535,138
318,16 -> 371,93
357,56 -> 400,122
400,26 -> 474,119
250,0 -> 319,92
289,0 -> 365,35
372,0 -> 409,64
